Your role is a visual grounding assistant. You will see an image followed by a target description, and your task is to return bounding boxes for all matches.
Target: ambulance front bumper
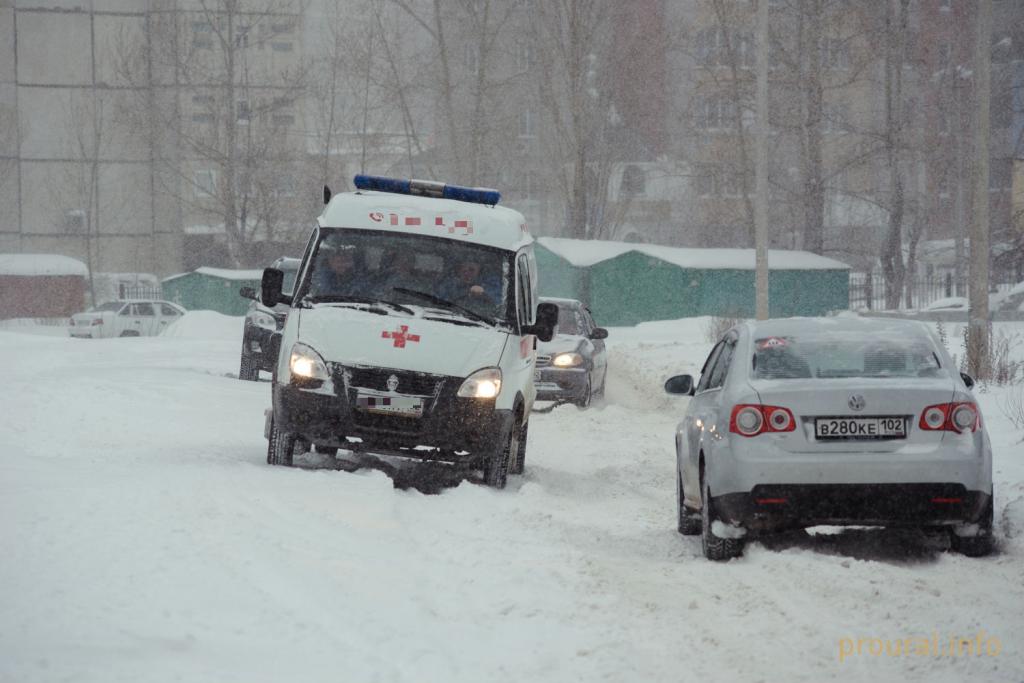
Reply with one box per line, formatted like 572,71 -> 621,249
272,381 -> 513,464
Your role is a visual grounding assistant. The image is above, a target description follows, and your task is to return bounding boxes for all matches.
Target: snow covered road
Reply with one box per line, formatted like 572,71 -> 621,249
1,317 -> 1022,682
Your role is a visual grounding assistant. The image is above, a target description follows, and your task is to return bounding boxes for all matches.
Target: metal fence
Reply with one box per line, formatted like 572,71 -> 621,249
849,273 -> 1015,311
118,285 -> 162,301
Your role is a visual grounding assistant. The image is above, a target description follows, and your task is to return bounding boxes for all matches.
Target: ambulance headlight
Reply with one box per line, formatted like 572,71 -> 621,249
458,367 -> 502,399
551,352 -> 584,368
289,343 -> 329,382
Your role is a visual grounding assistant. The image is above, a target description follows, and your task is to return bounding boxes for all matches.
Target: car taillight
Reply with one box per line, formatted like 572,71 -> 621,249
91,318 -> 103,326
729,404 -> 796,437
919,402 -> 978,433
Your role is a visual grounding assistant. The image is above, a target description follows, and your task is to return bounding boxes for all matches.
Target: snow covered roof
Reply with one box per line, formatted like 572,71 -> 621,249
0,254 -> 89,277
162,267 -> 264,283
536,237 -> 850,271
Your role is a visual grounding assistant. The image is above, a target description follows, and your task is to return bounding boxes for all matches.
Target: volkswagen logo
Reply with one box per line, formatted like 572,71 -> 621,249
386,374 -> 400,392
848,394 -> 866,411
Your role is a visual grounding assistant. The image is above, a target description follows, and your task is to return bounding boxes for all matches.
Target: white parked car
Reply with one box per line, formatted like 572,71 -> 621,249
664,316 -> 994,560
69,300 -> 186,338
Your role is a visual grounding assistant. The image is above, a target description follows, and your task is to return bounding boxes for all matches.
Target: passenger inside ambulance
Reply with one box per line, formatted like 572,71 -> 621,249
308,243 -> 370,299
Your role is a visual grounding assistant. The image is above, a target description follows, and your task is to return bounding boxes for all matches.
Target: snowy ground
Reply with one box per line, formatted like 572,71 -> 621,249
1,315 -> 1023,682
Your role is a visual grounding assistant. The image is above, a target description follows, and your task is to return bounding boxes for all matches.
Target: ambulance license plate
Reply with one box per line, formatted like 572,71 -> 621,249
356,393 -> 423,418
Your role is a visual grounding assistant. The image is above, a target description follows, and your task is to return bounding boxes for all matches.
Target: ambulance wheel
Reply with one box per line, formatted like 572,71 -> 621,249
483,420 -> 517,489
267,419 -> 295,467
239,345 -> 259,381
509,421 -> 528,475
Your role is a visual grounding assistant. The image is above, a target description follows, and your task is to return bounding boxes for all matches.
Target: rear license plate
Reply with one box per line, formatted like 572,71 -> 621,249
815,416 -> 906,440
356,393 -> 423,418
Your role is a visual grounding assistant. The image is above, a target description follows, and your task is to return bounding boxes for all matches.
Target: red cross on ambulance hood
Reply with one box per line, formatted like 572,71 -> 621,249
293,306 -> 510,377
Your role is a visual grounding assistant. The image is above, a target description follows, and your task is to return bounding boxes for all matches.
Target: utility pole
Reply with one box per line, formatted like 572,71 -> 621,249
968,0 -> 992,378
754,0 -> 770,320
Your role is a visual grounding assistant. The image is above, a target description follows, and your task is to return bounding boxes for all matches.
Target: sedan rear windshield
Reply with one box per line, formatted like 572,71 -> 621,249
752,335 -> 946,380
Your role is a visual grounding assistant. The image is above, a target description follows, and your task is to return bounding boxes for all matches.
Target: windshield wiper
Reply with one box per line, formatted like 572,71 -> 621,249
391,288 -> 495,326
304,294 -> 414,315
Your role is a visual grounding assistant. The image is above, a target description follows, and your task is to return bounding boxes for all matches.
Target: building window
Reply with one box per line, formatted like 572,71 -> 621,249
940,0 -> 952,11
694,166 -> 744,198
820,37 -> 850,70
937,42 -> 952,71
194,170 -> 216,197
521,171 -> 537,200
517,42 -> 533,71
271,41 -> 293,52
464,44 -> 479,72
695,95 -> 736,130
696,28 -> 754,68
235,25 -> 250,48
519,108 -> 535,138
236,100 -> 251,123
621,165 -> 646,197
192,94 -> 214,106
272,112 -> 295,127
822,102 -> 849,134
192,112 -> 215,124
274,175 -> 297,198
192,21 -> 213,50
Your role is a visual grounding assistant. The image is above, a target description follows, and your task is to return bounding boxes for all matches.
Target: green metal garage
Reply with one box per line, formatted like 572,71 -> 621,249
535,237 -> 850,327
161,267 -> 263,316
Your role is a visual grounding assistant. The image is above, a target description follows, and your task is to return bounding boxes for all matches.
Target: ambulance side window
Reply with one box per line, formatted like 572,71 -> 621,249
516,253 -> 532,329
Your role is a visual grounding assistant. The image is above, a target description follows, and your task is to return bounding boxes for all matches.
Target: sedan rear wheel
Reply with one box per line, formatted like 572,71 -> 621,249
701,477 -> 744,560
677,472 -> 701,536
949,498 -> 994,557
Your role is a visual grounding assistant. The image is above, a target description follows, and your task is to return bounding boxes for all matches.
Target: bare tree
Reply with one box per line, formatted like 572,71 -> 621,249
968,0 -> 993,377
118,0 -> 311,267
530,0 -> 617,240
49,93 -> 106,306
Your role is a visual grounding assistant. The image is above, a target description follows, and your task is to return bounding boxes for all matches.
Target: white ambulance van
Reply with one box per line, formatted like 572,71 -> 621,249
259,175 -> 558,488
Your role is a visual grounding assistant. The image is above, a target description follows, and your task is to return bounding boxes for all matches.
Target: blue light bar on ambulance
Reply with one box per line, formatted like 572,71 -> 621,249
353,174 -> 501,206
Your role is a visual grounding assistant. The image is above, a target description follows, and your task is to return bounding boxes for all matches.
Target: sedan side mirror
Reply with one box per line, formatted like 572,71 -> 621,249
239,286 -> 258,301
261,268 -> 286,308
523,302 -> 559,342
589,327 -> 609,340
664,374 -> 695,396
960,372 -> 975,390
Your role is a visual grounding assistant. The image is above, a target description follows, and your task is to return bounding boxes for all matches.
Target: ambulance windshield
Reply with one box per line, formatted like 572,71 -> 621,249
301,229 -> 513,325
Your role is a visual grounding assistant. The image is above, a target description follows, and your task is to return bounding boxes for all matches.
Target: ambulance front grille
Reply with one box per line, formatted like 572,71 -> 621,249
338,366 -> 447,397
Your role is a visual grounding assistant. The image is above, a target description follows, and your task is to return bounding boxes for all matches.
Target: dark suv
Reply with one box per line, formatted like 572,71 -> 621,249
238,257 -> 300,380
534,297 -> 608,407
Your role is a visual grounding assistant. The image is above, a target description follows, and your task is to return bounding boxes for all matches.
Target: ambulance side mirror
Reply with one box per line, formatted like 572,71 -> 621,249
261,268 -> 290,307
524,302 -> 558,342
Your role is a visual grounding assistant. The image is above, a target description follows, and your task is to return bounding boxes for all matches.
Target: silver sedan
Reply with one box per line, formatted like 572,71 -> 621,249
664,317 -> 994,560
